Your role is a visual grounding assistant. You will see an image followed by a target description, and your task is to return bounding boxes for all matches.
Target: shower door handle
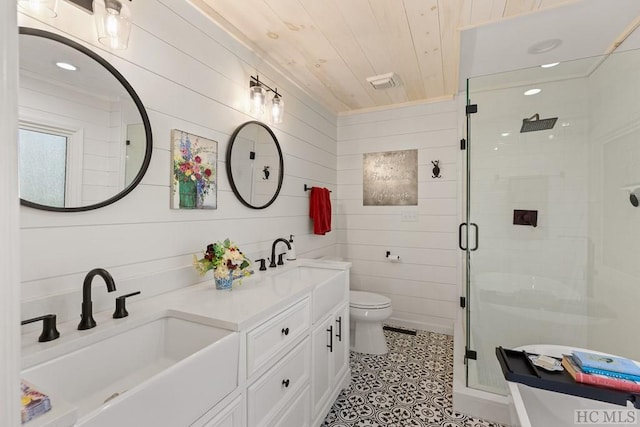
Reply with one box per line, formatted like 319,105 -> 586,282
470,223 -> 479,251
458,223 -> 467,250
459,223 -> 479,251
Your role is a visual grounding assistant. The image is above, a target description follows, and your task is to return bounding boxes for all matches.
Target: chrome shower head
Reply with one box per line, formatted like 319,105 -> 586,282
520,114 -> 558,133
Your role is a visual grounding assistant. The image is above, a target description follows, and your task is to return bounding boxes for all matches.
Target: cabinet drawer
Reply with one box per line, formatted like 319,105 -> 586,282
247,298 -> 310,376
270,386 -> 310,427
248,338 -> 310,427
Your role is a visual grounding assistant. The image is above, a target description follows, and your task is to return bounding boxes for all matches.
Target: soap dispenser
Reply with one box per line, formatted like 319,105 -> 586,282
286,234 -> 296,261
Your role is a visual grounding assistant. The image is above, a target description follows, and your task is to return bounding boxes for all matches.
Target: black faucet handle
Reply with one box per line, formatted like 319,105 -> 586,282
113,291 -> 141,319
277,253 -> 285,265
254,258 -> 267,271
21,314 -> 60,342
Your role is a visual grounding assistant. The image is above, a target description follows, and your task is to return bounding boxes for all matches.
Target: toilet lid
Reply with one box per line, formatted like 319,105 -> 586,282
349,291 -> 391,309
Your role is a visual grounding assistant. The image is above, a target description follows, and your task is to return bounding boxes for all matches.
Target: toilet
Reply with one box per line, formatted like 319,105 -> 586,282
349,290 -> 392,355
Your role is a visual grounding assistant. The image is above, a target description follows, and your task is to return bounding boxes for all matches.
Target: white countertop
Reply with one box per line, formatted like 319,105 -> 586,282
21,258 -> 351,368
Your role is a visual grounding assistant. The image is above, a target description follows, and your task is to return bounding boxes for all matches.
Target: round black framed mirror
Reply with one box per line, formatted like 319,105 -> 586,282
18,27 -> 153,212
226,121 -> 284,209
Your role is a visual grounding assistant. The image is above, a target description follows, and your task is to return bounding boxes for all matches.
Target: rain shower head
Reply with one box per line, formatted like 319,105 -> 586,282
520,114 -> 557,133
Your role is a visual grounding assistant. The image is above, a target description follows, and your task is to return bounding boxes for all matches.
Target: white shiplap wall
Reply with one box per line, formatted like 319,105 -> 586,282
19,0 -> 338,325
336,100 -> 461,334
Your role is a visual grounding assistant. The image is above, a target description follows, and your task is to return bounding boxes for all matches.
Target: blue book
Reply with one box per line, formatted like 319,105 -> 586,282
572,350 -> 640,381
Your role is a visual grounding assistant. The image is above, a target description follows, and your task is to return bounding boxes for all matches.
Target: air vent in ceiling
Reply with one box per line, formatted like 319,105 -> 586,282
366,72 -> 400,90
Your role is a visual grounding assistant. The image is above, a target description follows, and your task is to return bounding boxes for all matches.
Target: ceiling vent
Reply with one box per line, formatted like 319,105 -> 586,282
366,72 -> 400,90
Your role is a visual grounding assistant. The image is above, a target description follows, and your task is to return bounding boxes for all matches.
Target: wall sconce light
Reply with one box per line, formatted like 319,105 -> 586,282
94,0 -> 132,50
17,0 -> 59,17
249,75 -> 284,124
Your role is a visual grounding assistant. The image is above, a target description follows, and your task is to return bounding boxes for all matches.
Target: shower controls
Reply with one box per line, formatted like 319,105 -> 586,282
514,210 -> 538,227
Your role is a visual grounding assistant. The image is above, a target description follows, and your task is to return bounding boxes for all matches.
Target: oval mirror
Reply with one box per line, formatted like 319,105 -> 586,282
226,121 -> 283,209
18,27 -> 152,212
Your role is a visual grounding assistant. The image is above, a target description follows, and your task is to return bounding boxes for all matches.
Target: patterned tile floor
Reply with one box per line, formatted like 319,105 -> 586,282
321,327 -> 505,427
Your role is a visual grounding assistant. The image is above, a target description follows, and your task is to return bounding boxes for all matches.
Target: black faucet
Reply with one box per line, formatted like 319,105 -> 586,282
270,238 -> 292,268
78,268 -> 116,330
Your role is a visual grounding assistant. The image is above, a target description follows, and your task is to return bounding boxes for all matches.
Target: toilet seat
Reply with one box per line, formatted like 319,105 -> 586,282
350,291 -> 391,310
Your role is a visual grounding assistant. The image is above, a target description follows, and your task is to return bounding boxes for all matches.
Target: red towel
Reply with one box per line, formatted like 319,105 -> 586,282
310,187 -> 332,235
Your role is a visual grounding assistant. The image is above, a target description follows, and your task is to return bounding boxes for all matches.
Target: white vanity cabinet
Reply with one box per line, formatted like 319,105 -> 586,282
310,272 -> 350,426
331,303 -> 350,387
190,265 -> 351,427
246,297 -> 312,427
22,262 -> 351,427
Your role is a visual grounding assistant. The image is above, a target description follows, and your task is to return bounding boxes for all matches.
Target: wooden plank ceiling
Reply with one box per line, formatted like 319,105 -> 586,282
192,0 -> 576,113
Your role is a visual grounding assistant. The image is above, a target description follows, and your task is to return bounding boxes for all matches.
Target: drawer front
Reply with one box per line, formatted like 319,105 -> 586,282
247,298 -> 310,376
248,338 -> 310,427
271,386 -> 310,427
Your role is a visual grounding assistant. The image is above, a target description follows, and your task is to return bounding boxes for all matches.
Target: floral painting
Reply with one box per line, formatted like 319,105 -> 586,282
171,130 -> 217,209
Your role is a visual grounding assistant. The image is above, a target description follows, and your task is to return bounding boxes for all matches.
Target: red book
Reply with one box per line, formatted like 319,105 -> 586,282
562,355 -> 640,393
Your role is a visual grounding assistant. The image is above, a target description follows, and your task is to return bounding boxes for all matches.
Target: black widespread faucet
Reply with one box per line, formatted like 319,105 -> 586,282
270,238 -> 292,268
78,268 -> 116,330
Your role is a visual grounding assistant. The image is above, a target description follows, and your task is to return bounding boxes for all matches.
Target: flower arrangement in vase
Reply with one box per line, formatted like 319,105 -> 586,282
193,239 -> 251,290
172,130 -> 216,209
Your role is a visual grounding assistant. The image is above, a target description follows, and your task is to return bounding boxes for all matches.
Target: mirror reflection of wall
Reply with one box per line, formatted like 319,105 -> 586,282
253,128 -> 280,206
230,135 -> 256,202
18,28 -> 152,211
125,123 -> 145,186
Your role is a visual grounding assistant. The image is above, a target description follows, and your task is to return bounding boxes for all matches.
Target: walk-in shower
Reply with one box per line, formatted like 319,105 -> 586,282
462,46 -> 640,398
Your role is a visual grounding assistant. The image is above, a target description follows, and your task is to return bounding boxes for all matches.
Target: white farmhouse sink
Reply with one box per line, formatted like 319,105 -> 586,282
275,266 -> 340,284
276,266 -> 347,323
21,312 -> 239,427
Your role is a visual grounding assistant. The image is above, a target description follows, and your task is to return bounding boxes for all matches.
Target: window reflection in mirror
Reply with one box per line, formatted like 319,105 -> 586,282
18,127 -> 69,207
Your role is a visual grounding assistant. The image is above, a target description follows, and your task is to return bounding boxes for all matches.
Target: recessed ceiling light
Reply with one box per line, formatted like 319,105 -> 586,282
527,39 -> 563,55
561,122 -> 570,127
541,62 -> 560,68
56,62 -> 77,71
524,88 -> 541,96
501,132 -> 511,137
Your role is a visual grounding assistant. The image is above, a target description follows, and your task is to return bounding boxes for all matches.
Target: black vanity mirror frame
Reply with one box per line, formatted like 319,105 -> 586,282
226,121 -> 284,209
18,27 -> 153,212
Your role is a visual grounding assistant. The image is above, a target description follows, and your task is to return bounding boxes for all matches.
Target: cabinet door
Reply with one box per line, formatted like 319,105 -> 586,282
311,315 -> 333,418
332,303 -> 349,387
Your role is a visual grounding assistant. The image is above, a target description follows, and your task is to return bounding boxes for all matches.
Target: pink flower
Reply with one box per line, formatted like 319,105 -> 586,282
204,169 -> 212,177
194,156 -> 202,164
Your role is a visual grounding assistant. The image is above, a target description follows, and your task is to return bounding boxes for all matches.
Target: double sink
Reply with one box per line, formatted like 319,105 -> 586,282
20,264 -> 345,426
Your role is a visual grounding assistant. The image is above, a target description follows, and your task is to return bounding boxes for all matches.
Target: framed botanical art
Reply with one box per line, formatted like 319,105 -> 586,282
171,130 -> 217,209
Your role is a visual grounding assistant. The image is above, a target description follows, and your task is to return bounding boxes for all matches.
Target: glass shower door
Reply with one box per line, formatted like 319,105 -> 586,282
464,61 -> 593,395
